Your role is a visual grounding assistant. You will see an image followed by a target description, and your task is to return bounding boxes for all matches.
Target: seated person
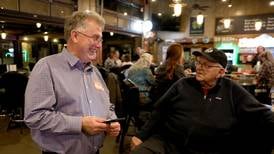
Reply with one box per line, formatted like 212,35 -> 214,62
104,50 -> 122,71
121,53 -> 133,67
256,51 -> 274,105
131,48 -> 274,154
150,43 -> 185,102
127,53 -> 155,105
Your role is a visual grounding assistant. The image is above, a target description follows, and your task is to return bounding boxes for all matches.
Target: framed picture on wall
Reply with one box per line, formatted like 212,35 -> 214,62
189,17 -> 204,35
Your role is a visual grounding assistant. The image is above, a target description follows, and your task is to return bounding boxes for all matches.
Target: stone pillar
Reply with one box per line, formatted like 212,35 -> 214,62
143,0 -> 151,53
179,7 -> 191,35
144,0 -> 151,21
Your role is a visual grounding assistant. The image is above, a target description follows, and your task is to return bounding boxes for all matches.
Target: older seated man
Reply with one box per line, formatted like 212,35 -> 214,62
130,48 -> 274,154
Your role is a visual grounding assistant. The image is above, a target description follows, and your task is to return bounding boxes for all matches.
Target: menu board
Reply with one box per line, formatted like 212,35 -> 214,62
215,13 -> 274,35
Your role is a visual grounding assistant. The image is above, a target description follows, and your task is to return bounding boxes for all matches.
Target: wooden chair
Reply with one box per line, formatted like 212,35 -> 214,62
118,79 -> 152,153
0,71 -> 28,133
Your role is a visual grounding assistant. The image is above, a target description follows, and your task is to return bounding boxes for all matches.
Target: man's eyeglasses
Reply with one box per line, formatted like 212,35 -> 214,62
76,31 -> 103,43
195,60 -> 222,69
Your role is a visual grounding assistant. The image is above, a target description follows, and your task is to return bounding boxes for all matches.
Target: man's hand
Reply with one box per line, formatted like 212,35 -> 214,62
106,122 -> 120,137
81,116 -> 107,135
130,136 -> 143,150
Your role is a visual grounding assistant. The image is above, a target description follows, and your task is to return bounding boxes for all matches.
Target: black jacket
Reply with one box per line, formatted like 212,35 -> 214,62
137,77 -> 274,154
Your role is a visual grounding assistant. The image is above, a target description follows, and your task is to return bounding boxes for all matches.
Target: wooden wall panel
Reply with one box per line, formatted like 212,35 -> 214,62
0,0 -> 17,11
20,0 -> 49,16
104,14 -> 118,26
51,3 -> 73,18
118,18 -> 129,29
214,0 -> 274,17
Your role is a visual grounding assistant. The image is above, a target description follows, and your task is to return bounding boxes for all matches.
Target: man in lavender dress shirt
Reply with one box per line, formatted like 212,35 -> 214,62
24,11 -> 120,154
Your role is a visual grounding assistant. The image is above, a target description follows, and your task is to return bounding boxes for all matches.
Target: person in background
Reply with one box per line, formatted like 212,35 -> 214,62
256,51 -> 274,105
24,11 -> 120,154
131,48 -> 274,154
120,53 -> 133,77
127,53 -> 155,105
251,45 -> 266,67
104,50 -> 122,70
121,53 -> 133,67
184,55 -> 196,74
149,43 -> 185,103
132,47 -> 145,61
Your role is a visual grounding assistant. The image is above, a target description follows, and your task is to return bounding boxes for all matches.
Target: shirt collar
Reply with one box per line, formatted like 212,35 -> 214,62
61,48 -> 93,72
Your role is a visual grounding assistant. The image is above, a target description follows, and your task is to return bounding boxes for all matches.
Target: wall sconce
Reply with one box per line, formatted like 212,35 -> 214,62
1,31 -> 7,39
223,18 -> 231,29
110,32 -> 114,36
196,13 -> 204,25
44,35 -> 49,42
255,20 -> 262,31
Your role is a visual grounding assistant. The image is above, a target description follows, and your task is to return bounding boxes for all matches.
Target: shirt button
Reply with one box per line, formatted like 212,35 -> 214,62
89,100 -> 92,104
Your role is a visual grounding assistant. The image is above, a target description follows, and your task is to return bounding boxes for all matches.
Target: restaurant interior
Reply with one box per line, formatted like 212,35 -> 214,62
0,0 -> 274,154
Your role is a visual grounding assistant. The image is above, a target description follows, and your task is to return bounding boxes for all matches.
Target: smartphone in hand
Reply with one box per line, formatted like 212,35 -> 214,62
104,117 -> 126,124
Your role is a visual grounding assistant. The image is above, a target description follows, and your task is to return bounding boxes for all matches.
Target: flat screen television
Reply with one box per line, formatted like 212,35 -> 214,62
152,13 -> 181,31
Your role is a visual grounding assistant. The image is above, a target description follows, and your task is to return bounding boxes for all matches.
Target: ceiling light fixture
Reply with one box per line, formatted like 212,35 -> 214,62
44,35 -> 49,42
174,3 -> 182,16
196,13 -> 204,25
53,38 -> 59,43
1,24 -> 7,39
23,37 -> 29,41
110,32 -> 114,36
270,1 -> 274,6
228,0 -> 232,7
169,0 -> 187,17
36,22 -> 42,28
1,31 -> 7,39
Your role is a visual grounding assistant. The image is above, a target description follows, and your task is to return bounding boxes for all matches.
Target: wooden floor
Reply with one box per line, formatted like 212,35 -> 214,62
1,117 -> 274,154
0,117 -> 120,154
